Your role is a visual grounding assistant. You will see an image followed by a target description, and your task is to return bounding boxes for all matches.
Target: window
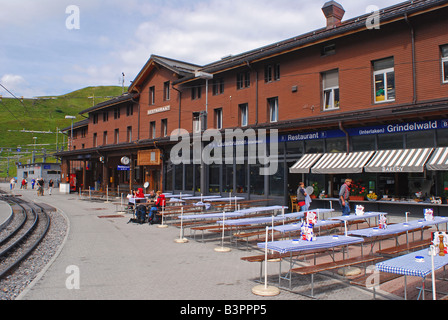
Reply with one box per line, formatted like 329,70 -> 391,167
322,70 -> 340,111
150,121 -> 156,139
114,129 -> 119,144
149,86 -> 155,105
268,97 -> 278,123
126,104 -> 134,116
127,126 -> 132,142
103,131 -> 108,145
161,119 -> 168,137
93,133 -> 98,147
193,112 -> 202,133
103,111 -> 109,122
214,108 -> 223,130
373,57 -> 395,103
93,114 -> 99,124
114,107 -> 120,119
441,45 -> 448,83
212,78 -> 224,95
237,71 -> 250,89
191,85 -> 202,100
81,128 -> 87,138
321,44 -> 336,56
239,103 -> 248,127
265,64 -> 280,83
164,81 -> 170,101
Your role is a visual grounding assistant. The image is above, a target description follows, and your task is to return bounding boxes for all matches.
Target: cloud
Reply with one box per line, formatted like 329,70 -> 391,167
0,74 -> 46,98
119,0 -> 326,66
1,0 -> 406,97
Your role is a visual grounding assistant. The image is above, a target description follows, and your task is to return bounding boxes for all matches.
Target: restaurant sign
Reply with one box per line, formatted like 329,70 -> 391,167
148,105 -> 170,115
280,119 -> 446,143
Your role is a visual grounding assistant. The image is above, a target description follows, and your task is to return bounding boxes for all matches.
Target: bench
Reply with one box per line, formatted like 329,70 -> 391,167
241,249 -> 331,283
290,255 -> 383,298
376,238 -> 432,256
291,255 -> 382,276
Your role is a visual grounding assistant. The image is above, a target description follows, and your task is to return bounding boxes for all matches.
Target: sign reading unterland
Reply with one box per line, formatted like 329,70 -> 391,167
147,105 -> 170,115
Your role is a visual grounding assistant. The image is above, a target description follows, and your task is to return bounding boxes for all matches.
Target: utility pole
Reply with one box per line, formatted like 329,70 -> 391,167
122,72 -> 125,94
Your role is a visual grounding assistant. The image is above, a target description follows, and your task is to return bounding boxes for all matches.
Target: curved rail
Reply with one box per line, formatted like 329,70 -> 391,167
0,197 -> 51,279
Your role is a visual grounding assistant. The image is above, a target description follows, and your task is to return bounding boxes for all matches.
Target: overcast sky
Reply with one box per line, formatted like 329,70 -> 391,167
0,0 -> 405,98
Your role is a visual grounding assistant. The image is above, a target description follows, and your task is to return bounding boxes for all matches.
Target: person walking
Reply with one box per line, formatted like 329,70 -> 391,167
339,179 -> 352,216
297,182 -> 310,212
48,179 -> 54,195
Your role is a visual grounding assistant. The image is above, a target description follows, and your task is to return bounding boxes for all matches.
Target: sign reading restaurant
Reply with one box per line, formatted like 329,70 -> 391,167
280,119 -> 446,143
148,105 -> 170,115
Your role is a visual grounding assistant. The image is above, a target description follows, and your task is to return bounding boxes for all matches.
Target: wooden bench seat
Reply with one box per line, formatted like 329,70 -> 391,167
291,255 -> 382,276
376,238 -> 432,256
350,271 -> 402,288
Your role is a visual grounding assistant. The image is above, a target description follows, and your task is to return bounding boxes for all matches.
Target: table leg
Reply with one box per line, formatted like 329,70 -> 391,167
404,275 -> 407,300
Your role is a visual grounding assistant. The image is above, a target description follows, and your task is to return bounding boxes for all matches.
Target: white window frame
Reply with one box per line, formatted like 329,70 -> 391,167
323,87 -> 340,111
322,70 -> 340,111
442,45 -> 448,84
215,108 -> 223,130
240,104 -> 248,127
373,58 -> 395,104
268,98 -> 278,123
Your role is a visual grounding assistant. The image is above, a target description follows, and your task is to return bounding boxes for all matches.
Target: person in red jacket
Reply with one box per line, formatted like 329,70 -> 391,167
149,191 -> 166,224
134,188 -> 145,199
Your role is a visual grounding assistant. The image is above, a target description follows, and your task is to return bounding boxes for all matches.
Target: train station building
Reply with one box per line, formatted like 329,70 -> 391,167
57,0 -> 448,213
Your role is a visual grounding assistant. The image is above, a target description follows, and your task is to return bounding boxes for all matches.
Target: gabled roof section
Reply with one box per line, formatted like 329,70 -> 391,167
174,0 -> 448,85
61,118 -> 89,132
129,54 -> 201,94
79,93 -> 137,115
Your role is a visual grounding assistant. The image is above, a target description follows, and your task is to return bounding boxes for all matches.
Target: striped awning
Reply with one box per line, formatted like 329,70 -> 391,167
311,151 -> 375,174
289,154 -> 323,174
365,148 -> 434,173
426,147 -> 448,171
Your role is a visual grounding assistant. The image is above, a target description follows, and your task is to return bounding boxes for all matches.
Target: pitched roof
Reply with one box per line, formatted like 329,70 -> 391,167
173,0 -> 448,84
128,55 -> 201,93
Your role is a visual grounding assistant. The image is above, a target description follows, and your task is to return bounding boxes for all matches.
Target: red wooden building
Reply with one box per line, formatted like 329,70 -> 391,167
58,0 -> 448,212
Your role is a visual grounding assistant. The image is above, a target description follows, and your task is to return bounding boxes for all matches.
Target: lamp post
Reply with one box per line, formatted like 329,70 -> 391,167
65,115 -> 76,151
194,72 -> 213,195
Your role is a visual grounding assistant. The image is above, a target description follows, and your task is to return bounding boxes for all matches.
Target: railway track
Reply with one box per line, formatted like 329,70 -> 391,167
0,194 -> 51,280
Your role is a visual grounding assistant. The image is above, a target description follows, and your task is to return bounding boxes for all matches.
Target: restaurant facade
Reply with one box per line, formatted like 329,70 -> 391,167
57,0 -> 448,212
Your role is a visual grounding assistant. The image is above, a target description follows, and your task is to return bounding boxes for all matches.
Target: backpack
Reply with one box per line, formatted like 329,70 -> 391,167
136,205 -> 147,224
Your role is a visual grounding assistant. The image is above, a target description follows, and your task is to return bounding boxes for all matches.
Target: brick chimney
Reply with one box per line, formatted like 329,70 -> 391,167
322,1 -> 345,29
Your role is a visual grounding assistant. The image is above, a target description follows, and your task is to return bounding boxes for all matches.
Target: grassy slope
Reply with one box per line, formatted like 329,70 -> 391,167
0,86 -> 126,178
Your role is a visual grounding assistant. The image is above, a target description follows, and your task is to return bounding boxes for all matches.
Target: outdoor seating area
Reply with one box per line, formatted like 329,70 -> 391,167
96,190 -> 448,300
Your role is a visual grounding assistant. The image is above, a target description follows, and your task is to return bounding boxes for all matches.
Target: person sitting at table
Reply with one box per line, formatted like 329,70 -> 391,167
147,190 -> 156,202
135,188 -> 145,199
149,191 -> 166,224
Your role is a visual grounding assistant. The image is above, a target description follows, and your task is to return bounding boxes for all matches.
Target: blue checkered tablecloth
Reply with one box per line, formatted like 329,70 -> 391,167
257,235 -> 364,254
330,212 -> 388,222
376,248 -> 448,278
348,216 -> 448,238
270,219 -> 340,233
219,211 -> 304,226
182,205 -> 284,220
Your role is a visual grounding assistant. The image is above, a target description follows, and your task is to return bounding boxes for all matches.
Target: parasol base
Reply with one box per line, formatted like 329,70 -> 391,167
252,285 -> 280,297
157,224 -> 169,229
214,246 -> 231,253
338,267 -> 361,277
174,238 -> 189,243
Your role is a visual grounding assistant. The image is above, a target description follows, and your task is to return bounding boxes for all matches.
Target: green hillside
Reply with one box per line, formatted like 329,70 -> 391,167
0,86 -> 127,178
